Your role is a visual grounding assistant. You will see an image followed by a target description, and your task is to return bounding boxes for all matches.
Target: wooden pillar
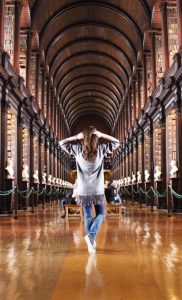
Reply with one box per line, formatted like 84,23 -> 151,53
41,69 -> 45,112
35,53 -> 40,105
17,109 -> 23,190
57,108 -> 61,141
50,90 -> 54,127
150,32 -> 157,90
54,99 -> 57,135
160,119 -> 167,197
0,0 -> 5,48
176,86 -> 182,194
46,80 -> 50,123
26,31 -> 33,90
38,132 -> 43,184
129,90 -> 132,127
125,100 -> 128,134
133,79 -> 136,121
45,138 -> 49,181
13,0 -> 22,73
137,69 -> 141,113
122,107 -> 125,138
160,1 -> 169,72
142,53 -> 148,105
177,0 -> 182,50
0,98 -> 9,191
29,122 -> 35,189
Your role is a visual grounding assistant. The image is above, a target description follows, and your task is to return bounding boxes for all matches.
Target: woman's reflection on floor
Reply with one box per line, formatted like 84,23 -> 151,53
85,254 -> 104,292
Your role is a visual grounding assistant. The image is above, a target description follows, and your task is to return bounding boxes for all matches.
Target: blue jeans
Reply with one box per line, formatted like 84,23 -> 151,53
114,195 -> 121,203
82,204 -> 105,239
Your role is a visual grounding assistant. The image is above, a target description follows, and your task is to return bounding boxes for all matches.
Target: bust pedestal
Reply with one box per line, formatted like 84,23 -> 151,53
154,180 -> 167,209
169,178 -> 182,213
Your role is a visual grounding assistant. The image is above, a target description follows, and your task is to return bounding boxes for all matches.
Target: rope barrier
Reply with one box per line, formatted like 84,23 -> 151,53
169,186 -> 182,199
0,187 -> 16,196
17,187 -> 34,198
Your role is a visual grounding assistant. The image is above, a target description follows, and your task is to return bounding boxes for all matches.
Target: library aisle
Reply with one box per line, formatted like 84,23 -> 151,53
0,205 -> 182,300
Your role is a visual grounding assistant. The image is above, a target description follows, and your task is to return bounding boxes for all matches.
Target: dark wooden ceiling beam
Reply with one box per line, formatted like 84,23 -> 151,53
53,51 -> 129,88
57,64 -> 125,95
44,22 -> 137,66
61,82 -> 121,109
69,107 -> 113,129
38,2 -> 144,43
71,111 -> 111,130
63,90 -> 118,115
65,96 -> 117,118
48,38 -> 133,78
59,73 -> 123,103
57,64 -> 124,99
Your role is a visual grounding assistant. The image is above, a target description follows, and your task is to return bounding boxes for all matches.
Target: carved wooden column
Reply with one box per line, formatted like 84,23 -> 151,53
0,98 -> 9,193
58,111 -> 60,140
150,32 -> 157,90
29,120 -> 35,208
160,1 -> 169,72
128,91 -> 131,129
46,80 -> 50,123
177,0 -> 182,50
41,68 -> 45,112
54,99 -> 57,135
13,0 -> 22,72
157,117 -> 167,209
50,89 -> 54,127
0,0 -> 5,48
142,53 -> 148,105
26,31 -> 33,90
136,69 -> 141,113
132,79 -> 136,121
125,100 -> 128,134
35,53 -> 40,105
17,108 -> 23,207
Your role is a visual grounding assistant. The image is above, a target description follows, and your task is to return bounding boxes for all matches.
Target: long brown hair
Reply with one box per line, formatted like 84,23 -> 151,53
82,126 -> 99,161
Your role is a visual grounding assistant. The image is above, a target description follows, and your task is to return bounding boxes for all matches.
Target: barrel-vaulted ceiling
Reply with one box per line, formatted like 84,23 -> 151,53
29,0 -> 155,133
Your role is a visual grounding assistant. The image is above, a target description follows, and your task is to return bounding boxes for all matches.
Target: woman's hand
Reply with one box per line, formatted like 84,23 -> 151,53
76,132 -> 84,139
94,130 -> 103,138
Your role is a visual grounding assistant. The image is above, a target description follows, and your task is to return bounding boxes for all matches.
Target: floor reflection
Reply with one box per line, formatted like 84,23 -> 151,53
0,204 -> 182,300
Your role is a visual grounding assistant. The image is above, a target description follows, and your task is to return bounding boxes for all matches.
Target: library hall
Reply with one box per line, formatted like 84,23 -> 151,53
0,1 -> 182,299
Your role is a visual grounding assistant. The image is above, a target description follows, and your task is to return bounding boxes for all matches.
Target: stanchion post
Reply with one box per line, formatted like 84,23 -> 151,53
14,186 -> 18,219
131,186 -> 134,205
167,185 -> 173,217
31,188 -> 34,213
43,188 -> 45,209
150,186 -> 154,213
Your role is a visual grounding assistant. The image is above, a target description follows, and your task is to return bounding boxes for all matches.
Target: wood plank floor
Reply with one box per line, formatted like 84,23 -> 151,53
0,204 -> 182,300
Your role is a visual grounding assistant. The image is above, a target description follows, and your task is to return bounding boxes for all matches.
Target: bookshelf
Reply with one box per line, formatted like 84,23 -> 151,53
168,6 -> 179,66
4,3 -> 15,64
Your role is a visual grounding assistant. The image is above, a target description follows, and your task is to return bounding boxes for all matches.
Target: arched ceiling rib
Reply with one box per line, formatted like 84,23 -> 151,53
57,65 -> 124,99
29,0 -> 154,133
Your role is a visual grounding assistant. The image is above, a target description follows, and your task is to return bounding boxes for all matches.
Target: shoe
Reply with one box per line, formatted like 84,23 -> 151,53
61,214 -> 66,218
85,235 -> 96,254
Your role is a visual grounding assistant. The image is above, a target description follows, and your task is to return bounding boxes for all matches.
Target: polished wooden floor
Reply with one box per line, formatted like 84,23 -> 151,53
0,203 -> 182,300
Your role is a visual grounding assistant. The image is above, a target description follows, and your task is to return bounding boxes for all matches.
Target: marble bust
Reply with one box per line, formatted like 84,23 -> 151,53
33,170 -> 39,183
48,174 -> 52,185
42,172 -> 47,184
154,165 -> 162,182
170,160 -> 178,178
22,164 -> 29,181
127,176 -> 131,185
144,170 -> 150,183
5,158 -> 14,179
137,171 -> 142,184
132,173 -> 136,184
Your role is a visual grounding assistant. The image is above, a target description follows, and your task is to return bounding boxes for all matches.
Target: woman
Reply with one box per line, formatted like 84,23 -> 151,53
59,126 -> 120,254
